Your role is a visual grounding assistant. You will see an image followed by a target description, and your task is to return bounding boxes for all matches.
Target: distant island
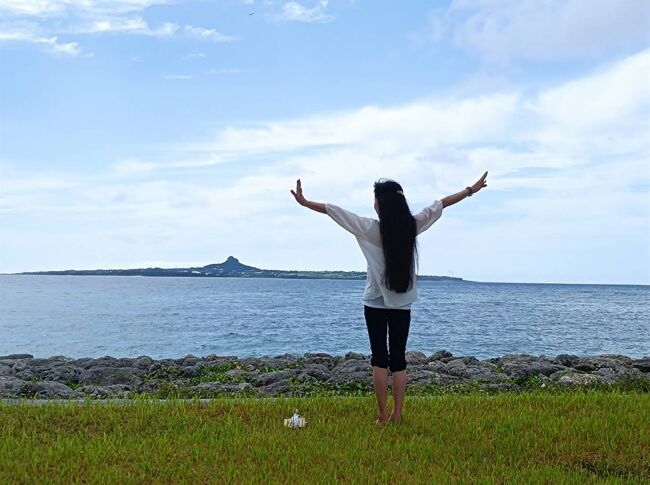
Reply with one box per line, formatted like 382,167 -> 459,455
13,256 -> 463,281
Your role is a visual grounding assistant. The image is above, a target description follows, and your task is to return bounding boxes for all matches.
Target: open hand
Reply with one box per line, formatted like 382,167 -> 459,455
471,171 -> 488,194
290,179 -> 307,206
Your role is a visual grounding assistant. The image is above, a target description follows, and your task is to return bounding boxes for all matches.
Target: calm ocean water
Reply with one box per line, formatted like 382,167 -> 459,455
0,275 -> 648,360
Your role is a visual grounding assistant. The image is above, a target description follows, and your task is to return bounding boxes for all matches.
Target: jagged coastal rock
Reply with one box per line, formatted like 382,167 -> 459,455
0,351 -> 648,399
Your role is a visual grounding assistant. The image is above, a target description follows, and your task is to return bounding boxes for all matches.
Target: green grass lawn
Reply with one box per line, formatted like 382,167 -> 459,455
1,391 -> 648,484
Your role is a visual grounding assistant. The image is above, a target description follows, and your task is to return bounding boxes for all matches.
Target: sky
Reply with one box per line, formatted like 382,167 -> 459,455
0,0 -> 649,284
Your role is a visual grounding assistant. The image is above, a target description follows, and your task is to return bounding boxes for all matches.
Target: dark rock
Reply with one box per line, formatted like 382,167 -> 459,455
587,356 -> 635,373
20,381 -> 79,399
443,361 -> 504,383
176,355 -> 201,367
250,369 -> 301,387
513,362 -> 566,378
148,361 -> 180,374
294,373 -> 318,383
487,355 -> 567,379
273,352 -> 302,361
556,372 -> 604,386
594,354 -> 634,365
24,358 -> 59,367
405,351 -> 428,365
503,362 -> 567,379
446,356 -> 481,366
632,357 -> 650,373
71,357 -> 100,369
13,368 -> 36,380
78,366 -> 146,386
327,371 -> 371,386
179,366 -> 203,378
303,352 -> 339,368
0,377 -> 27,397
427,350 -> 453,362
326,354 -> 372,385
556,354 -> 596,371
223,369 -> 250,380
0,354 -> 33,359
344,352 -> 367,360
295,364 -> 331,381
238,357 -> 261,368
255,356 -> 300,370
131,356 -> 155,370
554,354 -> 637,374
332,359 -> 369,375
257,379 -> 293,396
429,373 -> 466,385
0,364 -> 15,377
37,365 -> 82,383
426,361 -> 447,372
593,367 -> 621,384
406,369 -> 436,384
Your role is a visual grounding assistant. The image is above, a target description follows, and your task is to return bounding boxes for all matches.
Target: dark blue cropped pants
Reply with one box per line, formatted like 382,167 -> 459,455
363,305 -> 411,372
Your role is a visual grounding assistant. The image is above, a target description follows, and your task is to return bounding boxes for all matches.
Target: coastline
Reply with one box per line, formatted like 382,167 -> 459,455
1,351 -> 648,399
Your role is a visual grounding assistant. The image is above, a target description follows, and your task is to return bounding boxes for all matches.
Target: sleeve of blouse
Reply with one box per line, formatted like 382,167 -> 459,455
413,199 -> 443,235
325,203 -> 376,239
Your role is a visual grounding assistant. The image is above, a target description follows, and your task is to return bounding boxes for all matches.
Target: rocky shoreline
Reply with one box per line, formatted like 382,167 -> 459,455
1,351 -> 649,399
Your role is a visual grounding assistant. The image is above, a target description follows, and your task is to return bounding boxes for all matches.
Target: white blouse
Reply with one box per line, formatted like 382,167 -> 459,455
325,199 -> 443,309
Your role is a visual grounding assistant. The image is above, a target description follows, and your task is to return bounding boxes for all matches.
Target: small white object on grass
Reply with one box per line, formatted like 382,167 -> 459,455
284,408 -> 306,428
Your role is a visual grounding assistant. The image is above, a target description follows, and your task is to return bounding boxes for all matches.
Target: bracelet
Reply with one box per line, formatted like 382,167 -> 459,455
465,186 -> 473,197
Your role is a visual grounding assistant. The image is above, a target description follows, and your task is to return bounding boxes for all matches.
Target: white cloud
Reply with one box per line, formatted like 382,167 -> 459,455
0,29 -> 82,55
0,0 -> 171,16
80,17 -> 178,36
277,0 -> 333,23
181,93 -> 522,161
533,50 -> 650,129
0,1 -> 235,55
70,20 -> 234,41
183,25 -> 236,42
112,156 -> 225,175
431,0 -> 650,63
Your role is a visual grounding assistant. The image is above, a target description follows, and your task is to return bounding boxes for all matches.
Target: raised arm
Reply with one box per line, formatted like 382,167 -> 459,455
441,171 -> 488,208
290,179 -> 326,213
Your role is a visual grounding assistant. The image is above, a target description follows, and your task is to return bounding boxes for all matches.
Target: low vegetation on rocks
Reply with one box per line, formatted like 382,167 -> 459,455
1,350 -> 648,400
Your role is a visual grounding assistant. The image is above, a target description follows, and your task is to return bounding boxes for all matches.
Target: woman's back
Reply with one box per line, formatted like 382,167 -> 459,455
324,199 -> 443,308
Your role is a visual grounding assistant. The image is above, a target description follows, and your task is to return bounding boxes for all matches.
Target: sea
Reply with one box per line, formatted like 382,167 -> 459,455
0,275 -> 648,360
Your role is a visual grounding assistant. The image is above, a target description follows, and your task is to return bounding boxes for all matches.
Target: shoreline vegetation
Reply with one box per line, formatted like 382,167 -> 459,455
7,255 -> 463,281
2,350 -> 648,400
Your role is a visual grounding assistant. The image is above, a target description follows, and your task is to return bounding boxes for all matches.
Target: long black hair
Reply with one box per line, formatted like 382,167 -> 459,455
374,178 -> 419,293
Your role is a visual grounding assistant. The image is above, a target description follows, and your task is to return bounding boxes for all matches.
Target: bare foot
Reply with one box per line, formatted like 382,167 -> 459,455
375,416 -> 390,427
388,414 -> 402,423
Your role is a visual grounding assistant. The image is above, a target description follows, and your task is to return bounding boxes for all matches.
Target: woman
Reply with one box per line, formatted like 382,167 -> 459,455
290,171 -> 488,426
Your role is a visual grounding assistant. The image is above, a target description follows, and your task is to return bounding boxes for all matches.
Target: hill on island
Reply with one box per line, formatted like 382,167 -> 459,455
15,256 -> 462,281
